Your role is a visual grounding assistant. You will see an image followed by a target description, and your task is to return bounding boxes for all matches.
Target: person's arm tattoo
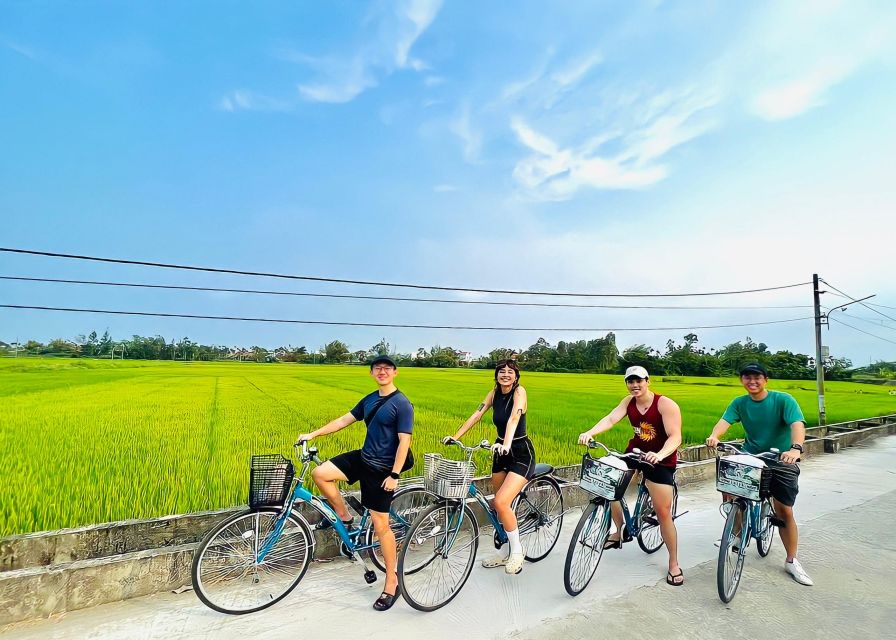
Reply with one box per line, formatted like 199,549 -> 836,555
477,402 -> 486,412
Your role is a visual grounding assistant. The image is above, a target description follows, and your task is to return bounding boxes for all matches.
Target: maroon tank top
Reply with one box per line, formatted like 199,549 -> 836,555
625,393 -> 677,468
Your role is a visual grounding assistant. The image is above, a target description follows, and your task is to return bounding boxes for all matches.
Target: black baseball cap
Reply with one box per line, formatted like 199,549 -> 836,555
739,362 -> 768,377
369,355 -> 397,369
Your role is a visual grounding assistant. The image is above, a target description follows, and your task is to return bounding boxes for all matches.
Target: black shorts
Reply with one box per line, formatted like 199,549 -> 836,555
491,437 -> 536,479
766,459 -> 800,507
622,457 -> 676,486
330,449 -> 413,513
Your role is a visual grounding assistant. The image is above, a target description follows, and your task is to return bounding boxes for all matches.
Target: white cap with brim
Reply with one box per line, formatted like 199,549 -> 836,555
624,366 -> 649,380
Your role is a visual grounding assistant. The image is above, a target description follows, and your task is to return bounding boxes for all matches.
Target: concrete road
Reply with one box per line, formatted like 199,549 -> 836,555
3,437 -> 894,640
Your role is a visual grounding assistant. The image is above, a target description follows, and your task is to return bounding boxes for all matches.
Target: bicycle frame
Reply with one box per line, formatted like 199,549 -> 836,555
256,443 -> 404,564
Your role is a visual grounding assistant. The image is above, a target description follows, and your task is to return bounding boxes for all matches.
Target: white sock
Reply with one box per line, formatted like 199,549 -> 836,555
506,527 -> 522,555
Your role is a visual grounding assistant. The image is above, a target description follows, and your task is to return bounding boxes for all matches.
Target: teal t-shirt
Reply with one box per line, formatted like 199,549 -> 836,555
721,391 -> 805,454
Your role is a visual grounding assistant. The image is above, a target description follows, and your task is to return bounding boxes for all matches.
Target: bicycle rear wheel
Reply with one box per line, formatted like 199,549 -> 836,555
563,500 -> 611,597
514,477 -> 564,562
398,501 -> 480,612
363,487 -> 438,572
636,483 -> 677,554
192,508 -> 313,614
717,500 -> 749,603
757,498 -> 776,557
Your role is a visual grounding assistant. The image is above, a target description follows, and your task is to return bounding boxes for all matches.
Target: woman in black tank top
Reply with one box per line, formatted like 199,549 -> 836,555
445,359 -> 536,575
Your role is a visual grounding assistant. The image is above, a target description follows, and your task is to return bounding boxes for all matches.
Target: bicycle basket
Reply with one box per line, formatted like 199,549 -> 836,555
579,455 -> 635,501
715,454 -> 771,501
423,453 -> 475,499
249,454 -> 295,508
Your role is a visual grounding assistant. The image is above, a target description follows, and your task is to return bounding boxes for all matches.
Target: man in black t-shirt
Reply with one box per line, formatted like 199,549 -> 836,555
297,355 -> 413,611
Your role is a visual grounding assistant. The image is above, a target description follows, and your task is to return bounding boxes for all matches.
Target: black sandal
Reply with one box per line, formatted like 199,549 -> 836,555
603,537 -> 622,550
666,569 -> 684,587
373,584 -> 401,611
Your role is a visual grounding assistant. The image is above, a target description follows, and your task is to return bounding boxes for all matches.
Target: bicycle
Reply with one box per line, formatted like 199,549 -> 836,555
397,437 -> 564,612
191,441 -> 435,614
714,442 -> 784,603
563,440 -> 682,596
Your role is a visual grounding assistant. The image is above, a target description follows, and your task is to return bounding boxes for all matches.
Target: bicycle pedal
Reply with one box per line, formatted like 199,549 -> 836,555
641,516 -> 659,527
769,516 -> 786,528
364,570 -> 377,584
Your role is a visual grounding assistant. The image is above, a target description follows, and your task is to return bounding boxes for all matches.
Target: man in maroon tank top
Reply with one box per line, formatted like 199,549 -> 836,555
578,366 -> 684,586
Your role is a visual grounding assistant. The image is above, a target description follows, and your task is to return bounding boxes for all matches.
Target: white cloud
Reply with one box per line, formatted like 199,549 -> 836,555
297,0 -> 442,104
509,85 -> 718,200
217,90 -> 292,112
3,40 -> 36,60
450,103 -> 482,163
733,1 -> 896,121
394,0 -> 442,68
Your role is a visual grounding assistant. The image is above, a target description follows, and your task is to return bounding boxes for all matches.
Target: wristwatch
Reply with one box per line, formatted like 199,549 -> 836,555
790,443 -> 803,453
389,471 -> 400,480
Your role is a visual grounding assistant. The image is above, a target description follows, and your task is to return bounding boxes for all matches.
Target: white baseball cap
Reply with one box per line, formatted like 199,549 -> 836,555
624,366 -> 649,380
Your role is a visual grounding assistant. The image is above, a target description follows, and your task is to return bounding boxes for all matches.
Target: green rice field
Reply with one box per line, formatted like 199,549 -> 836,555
1,358 -> 893,537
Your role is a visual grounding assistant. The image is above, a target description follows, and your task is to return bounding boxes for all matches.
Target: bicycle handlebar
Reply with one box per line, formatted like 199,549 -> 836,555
442,437 -> 492,454
714,442 -> 780,461
583,440 -> 655,467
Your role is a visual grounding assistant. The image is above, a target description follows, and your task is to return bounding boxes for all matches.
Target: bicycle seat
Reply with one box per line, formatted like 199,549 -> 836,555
532,463 -> 554,478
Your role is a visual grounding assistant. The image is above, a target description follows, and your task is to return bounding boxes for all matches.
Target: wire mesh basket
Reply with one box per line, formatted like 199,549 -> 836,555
579,455 -> 635,501
715,455 -> 771,501
249,454 -> 295,508
424,453 -> 475,499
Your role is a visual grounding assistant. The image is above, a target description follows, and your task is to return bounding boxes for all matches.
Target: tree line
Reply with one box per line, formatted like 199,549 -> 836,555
0,330 -> 862,380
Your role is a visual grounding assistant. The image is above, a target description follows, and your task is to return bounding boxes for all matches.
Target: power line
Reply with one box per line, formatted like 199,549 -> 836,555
821,278 -> 896,323
0,304 -> 814,332
828,316 -> 896,347
0,247 -> 812,298
829,309 -> 896,332
867,302 -> 896,311
0,275 -> 814,311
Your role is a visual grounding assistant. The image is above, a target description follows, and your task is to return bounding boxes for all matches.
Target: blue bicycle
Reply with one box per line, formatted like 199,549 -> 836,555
714,442 -> 782,603
397,438 -> 564,611
563,440 -> 682,596
191,442 -> 434,614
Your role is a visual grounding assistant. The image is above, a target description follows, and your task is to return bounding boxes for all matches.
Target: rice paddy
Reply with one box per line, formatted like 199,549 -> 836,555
1,358 -> 893,536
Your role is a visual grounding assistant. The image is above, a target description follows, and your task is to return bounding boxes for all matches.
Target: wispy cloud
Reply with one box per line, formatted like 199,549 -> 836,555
735,1 -> 896,121
218,1 -> 443,110
508,82 -> 718,200
218,90 -> 292,113
297,0 -> 442,104
3,39 -> 37,60
450,103 -> 482,163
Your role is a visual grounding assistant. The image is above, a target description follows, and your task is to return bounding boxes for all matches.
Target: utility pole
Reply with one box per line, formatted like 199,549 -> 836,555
813,274 -> 826,426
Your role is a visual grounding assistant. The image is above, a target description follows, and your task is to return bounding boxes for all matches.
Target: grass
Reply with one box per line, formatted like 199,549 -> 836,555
1,358 -> 893,536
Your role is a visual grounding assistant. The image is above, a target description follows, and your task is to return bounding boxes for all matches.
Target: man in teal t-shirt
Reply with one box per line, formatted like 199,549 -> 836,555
706,363 -> 813,587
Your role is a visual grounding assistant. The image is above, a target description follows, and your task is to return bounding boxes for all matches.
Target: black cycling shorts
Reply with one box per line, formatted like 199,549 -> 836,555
622,456 -> 676,486
330,449 -> 413,513
491,436 -> 536,479
766,459 -> 800,507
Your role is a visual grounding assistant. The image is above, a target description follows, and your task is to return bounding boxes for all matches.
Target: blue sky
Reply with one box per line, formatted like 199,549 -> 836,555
2,0 -> 895,364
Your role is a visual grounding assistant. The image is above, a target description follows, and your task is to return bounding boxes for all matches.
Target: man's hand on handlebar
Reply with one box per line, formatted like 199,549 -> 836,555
705,435 -> 720,449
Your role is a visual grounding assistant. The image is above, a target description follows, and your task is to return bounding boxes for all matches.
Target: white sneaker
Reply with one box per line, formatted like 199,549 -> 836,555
481,552 -> 508,568
785,559 -> 814,586
504,552 -> 525,575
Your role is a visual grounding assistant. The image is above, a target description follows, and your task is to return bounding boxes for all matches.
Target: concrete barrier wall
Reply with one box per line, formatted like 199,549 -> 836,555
1,413 -> 893,626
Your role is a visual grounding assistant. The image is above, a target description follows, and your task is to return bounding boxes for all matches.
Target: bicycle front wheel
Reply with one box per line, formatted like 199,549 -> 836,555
757,498 -> 776,557
515,477 -> 564,562
398,501 -> 480,612
717,500 -> 749,603
636,484 -> 677,554
563,500 -> 611,597
192,508 -> 313,614
363,487 -> 438,572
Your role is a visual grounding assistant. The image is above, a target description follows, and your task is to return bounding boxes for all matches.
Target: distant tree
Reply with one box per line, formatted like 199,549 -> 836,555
322,340 -> 350,363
